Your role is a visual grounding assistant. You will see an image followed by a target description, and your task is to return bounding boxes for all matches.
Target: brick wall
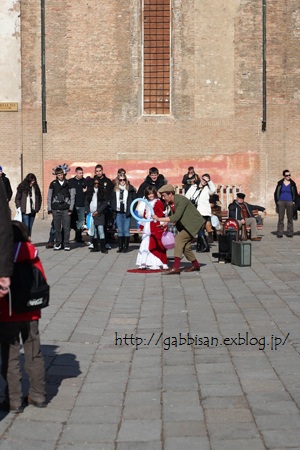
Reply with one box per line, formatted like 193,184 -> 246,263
1,0 -> 299,213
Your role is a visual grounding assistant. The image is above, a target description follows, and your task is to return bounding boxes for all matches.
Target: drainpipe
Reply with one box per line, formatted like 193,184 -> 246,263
262,0 -> 266,132
41,0 -> 47,133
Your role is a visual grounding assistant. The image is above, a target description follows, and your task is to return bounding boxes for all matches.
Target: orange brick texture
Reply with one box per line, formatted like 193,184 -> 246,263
1,0 -> 299,214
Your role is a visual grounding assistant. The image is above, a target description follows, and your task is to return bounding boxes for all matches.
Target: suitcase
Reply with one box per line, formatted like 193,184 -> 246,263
231,241 -> 252,266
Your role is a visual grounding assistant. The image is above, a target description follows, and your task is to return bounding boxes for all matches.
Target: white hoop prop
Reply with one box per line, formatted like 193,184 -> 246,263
130,198 -> 154,223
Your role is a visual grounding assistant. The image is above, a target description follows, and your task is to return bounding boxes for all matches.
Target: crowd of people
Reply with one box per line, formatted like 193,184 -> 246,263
0,164 -> 300,412
1,164 -> 300,256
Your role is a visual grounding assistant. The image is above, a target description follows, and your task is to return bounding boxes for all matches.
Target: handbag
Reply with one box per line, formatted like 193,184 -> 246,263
14,207 -> 22,222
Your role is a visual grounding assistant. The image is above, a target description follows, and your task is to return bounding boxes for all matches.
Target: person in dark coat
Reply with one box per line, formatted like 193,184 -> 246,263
15,173 -> 42,237
228,193 -> 266,241
136,167 -> 167,198
274,169 -> 298,238
91,164 -> 114,248
86,179 -> 109,253
110,174 -> 136,253
0,166 -> 13,202
0,181 -> 13,298
182,166 -> 200,193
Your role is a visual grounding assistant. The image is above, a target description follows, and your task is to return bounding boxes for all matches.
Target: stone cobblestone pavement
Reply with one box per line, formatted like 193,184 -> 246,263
0,218 -> 300,449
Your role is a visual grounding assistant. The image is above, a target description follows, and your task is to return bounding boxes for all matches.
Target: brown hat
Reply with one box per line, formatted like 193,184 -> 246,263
158,184 -> 175,194
237,193 -> 245,199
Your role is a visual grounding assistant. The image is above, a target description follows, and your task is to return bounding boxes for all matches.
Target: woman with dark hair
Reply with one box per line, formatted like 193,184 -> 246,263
136,186 -> 168,270
274,169 -> 298,238
110,174 -> 136,253
15,173 -> 42,237
86,179 -> 108,253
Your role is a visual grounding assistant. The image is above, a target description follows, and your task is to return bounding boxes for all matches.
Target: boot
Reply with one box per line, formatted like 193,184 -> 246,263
123,237 -> 130,253
196,235 -> 204,252
90,238 -> 100,252
100,239 -> 108,254
117,237 -> 124,253
199,234 -> 210,253
207,232 -> 214,244
75,230 -> 84,243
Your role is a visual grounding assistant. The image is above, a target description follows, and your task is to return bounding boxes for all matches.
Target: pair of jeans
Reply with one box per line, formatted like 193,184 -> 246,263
22,213 -> 36,237
52,209 -> 70,245
75,206 -> 85,231
116,213 -> 131,237
0,320 -> 45,406
94,224 -> 105,240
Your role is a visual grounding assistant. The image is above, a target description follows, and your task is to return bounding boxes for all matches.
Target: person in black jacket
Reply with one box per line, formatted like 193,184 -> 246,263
86,179 -> 109,253
274,170 -> 298,238
228,193 -> 266,241
69,167 -> 88,243
91,164 -> 114,248
182,166 -> 200,193
136,167 -> 167,198
47,167 -> 75,251
110,175 -> 136,253
15,173 -> 42,237
0,181 -> 13,298
0,166 -> 13,202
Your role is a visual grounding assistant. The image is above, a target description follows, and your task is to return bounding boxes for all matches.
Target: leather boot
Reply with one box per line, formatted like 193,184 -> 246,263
100,239 -> 108,254
123,237 -> 130,253
196,235 -> 204,252
207,232 -> 214,244
75,230 -> 84,243
199,234 -> 210,253
90,238 -> 100,252
117,237 -> 124,253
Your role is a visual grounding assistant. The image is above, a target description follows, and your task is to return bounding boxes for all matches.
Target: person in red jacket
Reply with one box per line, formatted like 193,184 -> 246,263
0,221 -> 46,413
136,186 -> 168,270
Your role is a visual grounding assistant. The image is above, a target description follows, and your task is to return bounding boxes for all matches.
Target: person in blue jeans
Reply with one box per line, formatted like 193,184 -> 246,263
110,175 -> 136,253
15,173 -> 42,237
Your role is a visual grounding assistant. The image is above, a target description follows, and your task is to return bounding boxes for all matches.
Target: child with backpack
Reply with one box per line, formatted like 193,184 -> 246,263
0,221 -> 47,413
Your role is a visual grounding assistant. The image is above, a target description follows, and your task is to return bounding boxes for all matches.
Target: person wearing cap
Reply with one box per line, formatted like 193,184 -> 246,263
228,193 -> 266,241
0,166 -> 13,202
152,184 -> 205,274
182,166 -> 200,193
274,170 -> 298,238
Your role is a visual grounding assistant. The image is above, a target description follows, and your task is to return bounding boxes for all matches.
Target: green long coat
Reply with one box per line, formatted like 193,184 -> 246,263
169,194 -> 205,236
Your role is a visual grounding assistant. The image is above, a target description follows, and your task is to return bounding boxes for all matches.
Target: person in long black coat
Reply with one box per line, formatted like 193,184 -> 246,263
0,180 -> 13,298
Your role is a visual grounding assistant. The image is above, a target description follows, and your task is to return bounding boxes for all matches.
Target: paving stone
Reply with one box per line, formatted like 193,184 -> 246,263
1,218 -> 299,449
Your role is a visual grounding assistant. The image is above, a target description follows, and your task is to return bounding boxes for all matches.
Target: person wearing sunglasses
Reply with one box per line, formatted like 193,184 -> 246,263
110,175 -> 137,253
85,179 -> 109,253
274,170 -> 298,238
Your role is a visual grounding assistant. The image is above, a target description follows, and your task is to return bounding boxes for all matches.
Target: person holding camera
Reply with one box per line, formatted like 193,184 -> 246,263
47,166 -> 75,251
182,166 -> 200,193
185,173 -> 217,250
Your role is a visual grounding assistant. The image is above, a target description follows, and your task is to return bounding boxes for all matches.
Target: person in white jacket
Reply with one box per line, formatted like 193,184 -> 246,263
185,173 -> 217,250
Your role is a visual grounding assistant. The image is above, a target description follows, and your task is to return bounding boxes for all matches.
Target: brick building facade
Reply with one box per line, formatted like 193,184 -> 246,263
0,0 -> 299,214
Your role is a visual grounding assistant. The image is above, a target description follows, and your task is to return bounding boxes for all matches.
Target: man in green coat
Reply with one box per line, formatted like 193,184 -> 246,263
152,184 -> 205,274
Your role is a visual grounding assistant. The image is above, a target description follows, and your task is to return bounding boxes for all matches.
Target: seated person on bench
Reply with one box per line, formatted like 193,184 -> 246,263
228,193 -> 266,241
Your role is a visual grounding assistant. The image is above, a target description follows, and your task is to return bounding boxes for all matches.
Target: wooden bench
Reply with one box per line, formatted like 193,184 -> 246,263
220,209 -> 263,240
